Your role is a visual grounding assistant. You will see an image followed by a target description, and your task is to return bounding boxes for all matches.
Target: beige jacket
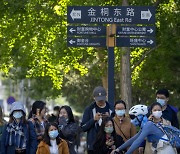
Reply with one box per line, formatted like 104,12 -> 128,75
113,115 -> 138,154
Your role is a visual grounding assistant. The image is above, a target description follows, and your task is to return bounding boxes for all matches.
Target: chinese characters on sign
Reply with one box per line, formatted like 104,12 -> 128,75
67,6 -> 156,47
67,37 -> 106,47
67,26 -> 106,36
116,26 -> 155,36
116,37 -> 155,47
68,6 -> 155,24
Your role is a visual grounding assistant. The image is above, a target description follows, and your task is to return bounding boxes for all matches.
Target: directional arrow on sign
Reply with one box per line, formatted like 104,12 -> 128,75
147,40 -> 154,44
69,39 -> 76,44
67,37 -> 106,47
116,26 -> 155,36
147,28 -> 154,33
68,6 -> 155,24
69,28 -> 76,33
70,8 -> 81,20
67,26 -> 106,36
116,37 -> 155,47
141,9 -> 152,21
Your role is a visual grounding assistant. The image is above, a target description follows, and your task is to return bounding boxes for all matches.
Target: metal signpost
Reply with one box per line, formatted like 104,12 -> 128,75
67,6 -> 156,105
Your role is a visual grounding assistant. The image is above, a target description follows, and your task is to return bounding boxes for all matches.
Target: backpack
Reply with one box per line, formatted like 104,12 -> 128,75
156,123 -> 180,148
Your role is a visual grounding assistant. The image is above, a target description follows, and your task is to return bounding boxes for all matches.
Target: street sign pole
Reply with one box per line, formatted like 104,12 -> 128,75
107,24 -> 116,105
67,5 -> 156,108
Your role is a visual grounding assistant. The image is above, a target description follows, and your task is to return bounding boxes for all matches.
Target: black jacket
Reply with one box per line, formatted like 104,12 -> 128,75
162,105 -> 179,128
81,101 -> 114,150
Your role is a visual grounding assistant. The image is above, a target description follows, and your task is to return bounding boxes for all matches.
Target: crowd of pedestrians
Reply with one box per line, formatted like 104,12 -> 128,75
81,87 -> 179,154
0,101 -> 80,154
0,86 -> 179,154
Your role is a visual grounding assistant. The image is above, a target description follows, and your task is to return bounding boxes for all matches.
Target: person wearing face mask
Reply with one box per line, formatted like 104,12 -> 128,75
113,100 -> 138,154
144,102 -> 175,154
81,86 -> 114,154
111,104 -> 177,154
36,123 -> 69,154
1,101 -> 37,154
58,105 -> 79,154
93,117 -> 124,154
156,88 -> 179,128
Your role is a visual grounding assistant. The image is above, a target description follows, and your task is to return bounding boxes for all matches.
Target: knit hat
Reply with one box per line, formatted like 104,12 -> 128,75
10,101 -> 26,115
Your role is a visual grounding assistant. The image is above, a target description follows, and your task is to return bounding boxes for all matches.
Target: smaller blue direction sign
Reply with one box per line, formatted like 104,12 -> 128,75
68,26 -> 106,36
116,37 -> 155,47
67,37 -> 106,47
116,26 -> 155,36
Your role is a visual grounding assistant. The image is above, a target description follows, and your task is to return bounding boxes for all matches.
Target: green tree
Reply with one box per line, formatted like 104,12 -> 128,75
1,0 -> 180,112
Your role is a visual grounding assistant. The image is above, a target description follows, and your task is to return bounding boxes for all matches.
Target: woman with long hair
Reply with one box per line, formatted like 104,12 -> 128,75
29,100 -> 48,143
1,102 -> 37,154
36,122 -> 69,154
58,105 -> 79,154
93,117 -> 124,154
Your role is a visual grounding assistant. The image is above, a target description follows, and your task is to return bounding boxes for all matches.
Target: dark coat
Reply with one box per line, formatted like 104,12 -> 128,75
58,117 -> 79,154
0,124 -> 5,153
81,101 -> 114,151
163,105 -> 179,128
1,121 -> 37,154
93,134 -> 124,154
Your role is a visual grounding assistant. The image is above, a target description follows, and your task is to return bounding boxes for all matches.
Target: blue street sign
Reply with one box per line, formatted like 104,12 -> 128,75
116,26 -> 155,36
67,26 -> 106,36
67,6 -> 155,24
116,37 -> 155,47
67,37 -> 106,47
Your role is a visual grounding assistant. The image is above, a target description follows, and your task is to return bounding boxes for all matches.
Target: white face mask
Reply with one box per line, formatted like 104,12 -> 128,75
115,109 -> 125,116
13,111 -> 23,119
152,111 -> 162,119
156,99 -> 166,106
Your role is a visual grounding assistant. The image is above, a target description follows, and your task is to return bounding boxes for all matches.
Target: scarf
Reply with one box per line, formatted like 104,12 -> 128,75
6,121 -> 26,149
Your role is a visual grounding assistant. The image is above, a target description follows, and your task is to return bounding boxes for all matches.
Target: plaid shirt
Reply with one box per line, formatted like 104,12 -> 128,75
29,115 -> 48,139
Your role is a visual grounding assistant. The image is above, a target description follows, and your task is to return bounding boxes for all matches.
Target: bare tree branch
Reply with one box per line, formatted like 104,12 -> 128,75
153,0 -> 162,7
131,44 -> 161,72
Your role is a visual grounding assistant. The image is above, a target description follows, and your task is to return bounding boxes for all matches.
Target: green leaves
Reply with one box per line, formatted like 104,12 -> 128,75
1,0 -> 180,110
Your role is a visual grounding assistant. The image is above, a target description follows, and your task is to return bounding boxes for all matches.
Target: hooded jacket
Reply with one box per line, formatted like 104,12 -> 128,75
1,101 -> 37,154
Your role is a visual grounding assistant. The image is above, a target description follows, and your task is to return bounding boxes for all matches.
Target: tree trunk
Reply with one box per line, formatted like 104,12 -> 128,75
120,47 -> 132,110
102,74 -> 108,91
120,0 -> 132,110
97,49 -> 108,90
